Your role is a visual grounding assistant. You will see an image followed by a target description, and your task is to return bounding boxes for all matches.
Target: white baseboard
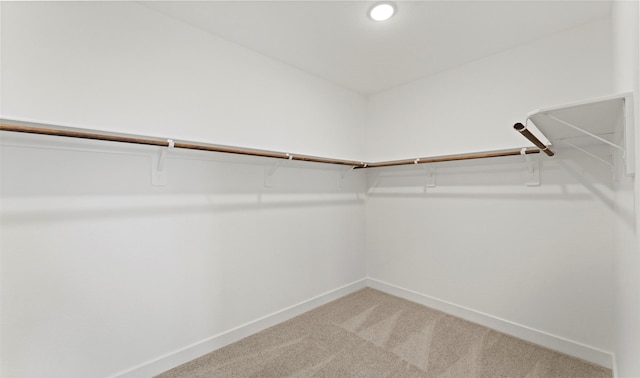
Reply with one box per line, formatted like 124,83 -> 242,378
367,278 -> 614,369
109,277 -> 613,377
109,278 -> 368,378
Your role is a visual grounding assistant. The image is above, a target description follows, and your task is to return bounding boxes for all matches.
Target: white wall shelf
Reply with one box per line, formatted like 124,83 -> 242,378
525,92 -> 635,175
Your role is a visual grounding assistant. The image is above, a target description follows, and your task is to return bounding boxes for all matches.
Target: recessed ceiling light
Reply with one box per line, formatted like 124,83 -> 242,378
368,2 -> 396,21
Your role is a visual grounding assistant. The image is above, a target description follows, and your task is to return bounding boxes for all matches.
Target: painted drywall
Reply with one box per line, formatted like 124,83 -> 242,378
365,19 -> 612,162
0,133 -> 367,378
0,2 -> 367,377
612,1 -> 640,376
365,151 -> 615,362
0,1 -> 366,161
0,1 -> 624,377
365,18 -> 616,364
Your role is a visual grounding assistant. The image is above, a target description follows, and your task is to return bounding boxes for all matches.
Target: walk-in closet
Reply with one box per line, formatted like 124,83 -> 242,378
1,1 -> 639,377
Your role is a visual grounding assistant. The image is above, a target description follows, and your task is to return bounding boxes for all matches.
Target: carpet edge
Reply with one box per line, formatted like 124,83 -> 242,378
108,278 -> 368,378
366,277 -> 614,369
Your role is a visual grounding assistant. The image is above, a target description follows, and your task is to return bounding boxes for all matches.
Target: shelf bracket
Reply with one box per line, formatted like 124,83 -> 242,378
264,153 -> 294,187
151,139 -> 174,186
423,165 -> 436,189
521,148 -> 540,186
367,174 -> 382,194
339,165 -> 357,187
413,158 -> 436,189
264,161 -> 281,188
543,114 -> 625,155
557,139 -> 613,168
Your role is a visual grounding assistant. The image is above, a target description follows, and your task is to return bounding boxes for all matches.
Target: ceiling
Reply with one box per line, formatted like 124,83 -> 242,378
142,1 -> 612,95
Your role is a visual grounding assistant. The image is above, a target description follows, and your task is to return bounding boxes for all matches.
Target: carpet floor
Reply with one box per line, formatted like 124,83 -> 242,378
156,288 -> 612,378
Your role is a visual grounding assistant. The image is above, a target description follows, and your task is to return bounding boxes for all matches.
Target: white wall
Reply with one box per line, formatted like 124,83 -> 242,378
0,2 -> 367,377
0,1 -> 626,377
0,1 -> 366,161
0,134 -> 367,378
366,152 -> 615,364
611,1 -> 640,377
365,18 -> 616,366
365,19 -> 612,162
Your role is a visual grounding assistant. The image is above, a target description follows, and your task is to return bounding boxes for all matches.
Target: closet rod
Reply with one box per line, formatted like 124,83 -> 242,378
0,123 -> 367,167
363,149 -> 540,168
1,122 -> 542,168
513,123 -> 554,156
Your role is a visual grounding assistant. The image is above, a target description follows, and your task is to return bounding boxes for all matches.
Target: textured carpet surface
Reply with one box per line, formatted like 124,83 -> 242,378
156,288 -> 612,378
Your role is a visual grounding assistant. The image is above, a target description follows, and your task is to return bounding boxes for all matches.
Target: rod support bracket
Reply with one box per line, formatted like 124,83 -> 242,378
422,164 -> 436,189
521,148 -> 540,186
264,161 -> 282,188
151,139 -> 174,186
339,165 -> 357,187
514,122 -> 554,157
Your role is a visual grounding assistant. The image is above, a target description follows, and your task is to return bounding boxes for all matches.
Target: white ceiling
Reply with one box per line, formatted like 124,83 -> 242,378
142,1 -> 612,95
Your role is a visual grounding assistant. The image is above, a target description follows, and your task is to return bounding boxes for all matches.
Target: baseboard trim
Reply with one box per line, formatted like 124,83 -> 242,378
109,278 -> 368,378
109,277 -> 613,377
366,278 -> 614,369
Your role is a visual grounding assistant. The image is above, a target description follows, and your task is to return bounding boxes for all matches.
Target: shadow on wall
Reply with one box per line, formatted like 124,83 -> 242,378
1,193 -> 365,225
366,146 -> 616,204
1,132 -> 626,224
366,144 -> 636,235
0,132 -> 367,224
0,133 -> 369,378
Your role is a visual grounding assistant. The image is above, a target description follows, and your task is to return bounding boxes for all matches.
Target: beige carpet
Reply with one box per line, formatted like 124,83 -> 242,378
156,288 -> 611,378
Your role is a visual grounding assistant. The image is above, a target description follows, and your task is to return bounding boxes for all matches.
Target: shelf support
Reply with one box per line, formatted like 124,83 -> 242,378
557,139 -> 613,168
151,139 -> 174,186
264,153 -> 294,187
264,161 -> 281,188
542,114 -> 625,155
339,165 -> 357,187
422,165 -> 436,188
521,148 -> 540,186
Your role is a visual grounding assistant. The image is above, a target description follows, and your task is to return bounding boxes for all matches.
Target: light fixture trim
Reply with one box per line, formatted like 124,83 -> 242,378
368,1 -> 396,21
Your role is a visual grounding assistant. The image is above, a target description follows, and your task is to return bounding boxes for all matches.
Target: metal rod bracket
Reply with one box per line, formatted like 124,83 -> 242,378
151,139 -> 174,186
521,148 -> 540,186
339,165 -> 357,187
264,161 -> 282,188
543,114 -> 625,155
422,165 -> 436,188
514,122 -> 554,156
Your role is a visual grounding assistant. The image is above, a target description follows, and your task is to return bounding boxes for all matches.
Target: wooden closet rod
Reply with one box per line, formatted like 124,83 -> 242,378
1,122 -> 541,168
0,123 -> 367,167
363,149 -> 540,168
513,123 -> 554,156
